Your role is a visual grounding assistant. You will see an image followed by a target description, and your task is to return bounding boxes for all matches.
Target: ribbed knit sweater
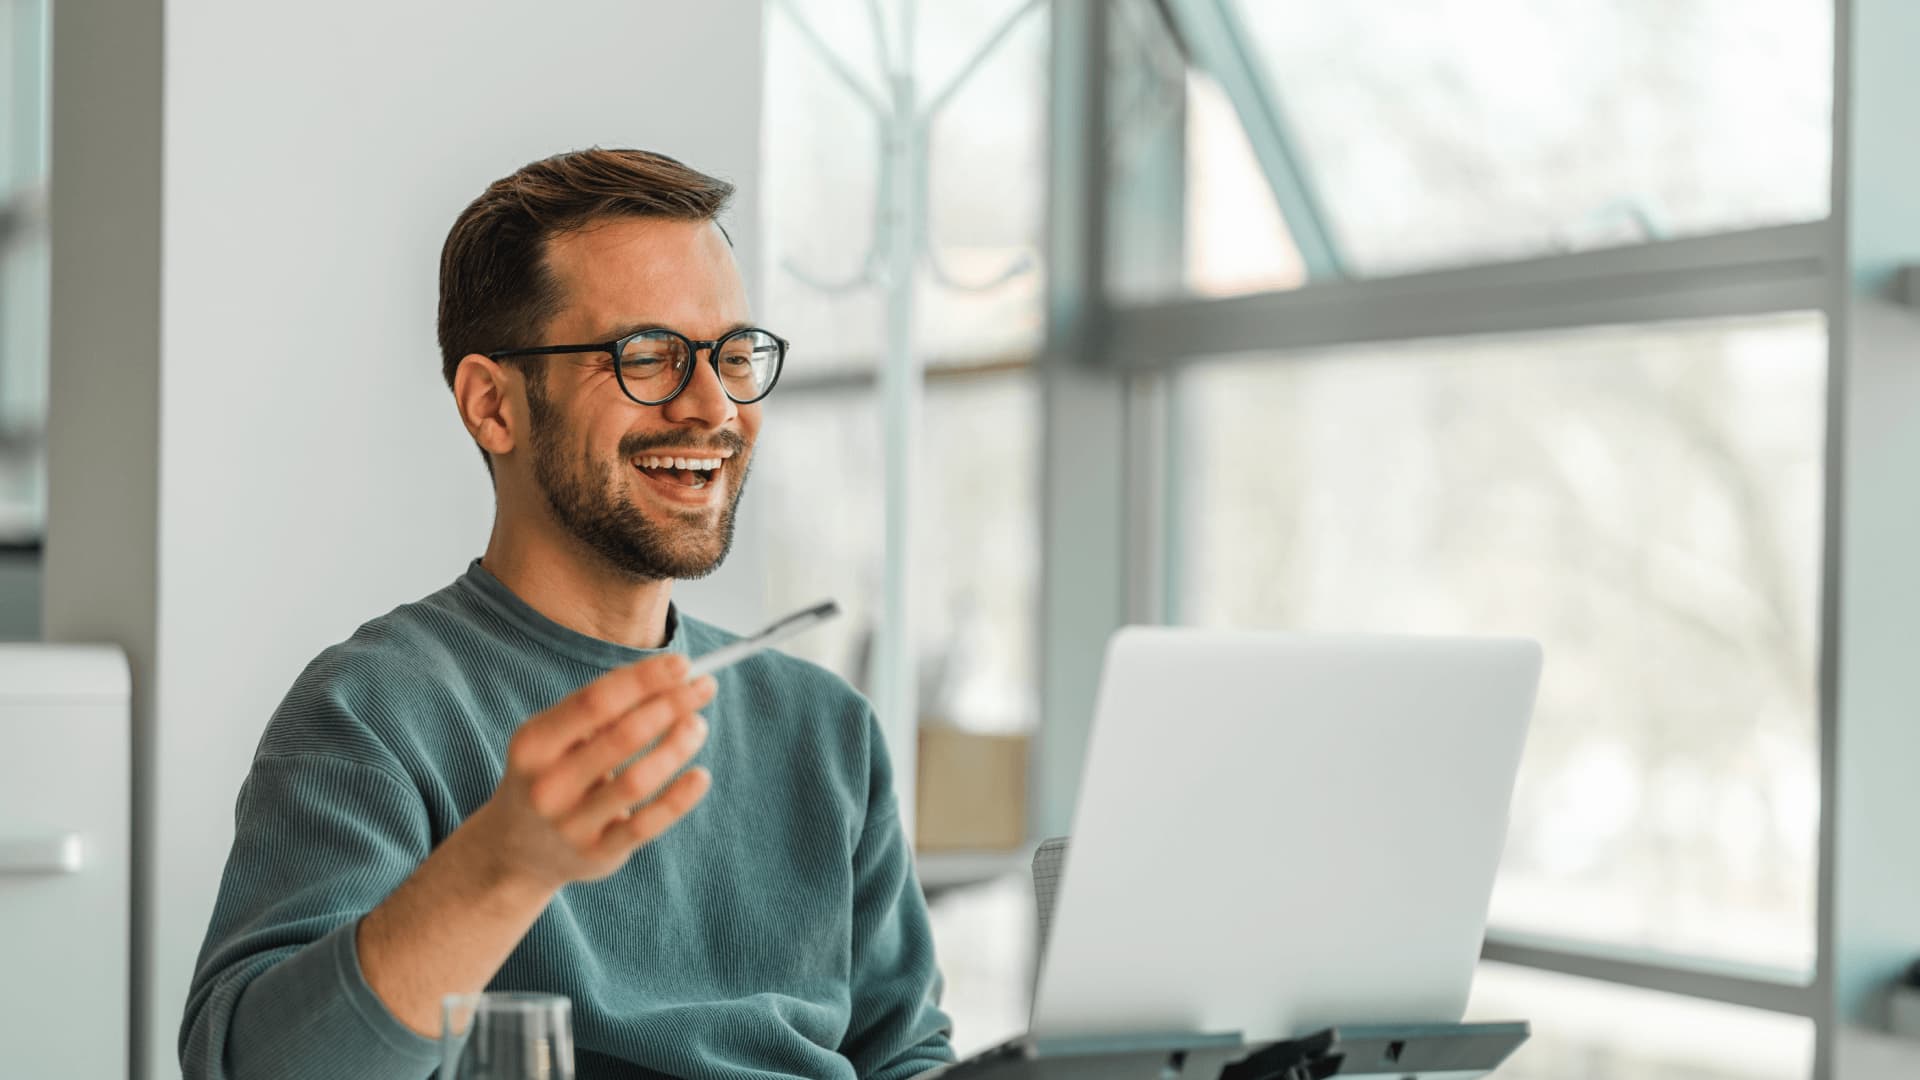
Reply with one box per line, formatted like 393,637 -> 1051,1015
179,560 -> 955,1080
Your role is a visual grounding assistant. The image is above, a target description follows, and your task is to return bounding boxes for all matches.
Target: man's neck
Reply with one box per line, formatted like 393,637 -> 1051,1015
480,519 -> 676,651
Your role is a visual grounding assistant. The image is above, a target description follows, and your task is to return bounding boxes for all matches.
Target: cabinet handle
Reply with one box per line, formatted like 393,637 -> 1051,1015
0,834 -> 85,876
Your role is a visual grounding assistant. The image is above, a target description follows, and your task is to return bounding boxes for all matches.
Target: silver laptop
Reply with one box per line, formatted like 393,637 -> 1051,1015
1026,628 -> 1541,1045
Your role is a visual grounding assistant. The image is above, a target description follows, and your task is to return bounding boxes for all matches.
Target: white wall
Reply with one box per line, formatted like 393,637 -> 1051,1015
45,4 -> 763,1077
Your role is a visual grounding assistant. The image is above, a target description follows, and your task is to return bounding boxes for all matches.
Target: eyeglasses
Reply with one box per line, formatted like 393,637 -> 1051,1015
488,326 -> 788,406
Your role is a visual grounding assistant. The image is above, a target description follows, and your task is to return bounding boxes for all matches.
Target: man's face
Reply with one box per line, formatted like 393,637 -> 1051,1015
518,216 -> 761,582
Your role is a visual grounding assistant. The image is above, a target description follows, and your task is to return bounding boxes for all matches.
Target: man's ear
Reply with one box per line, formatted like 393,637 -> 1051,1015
453,353 -> 519,460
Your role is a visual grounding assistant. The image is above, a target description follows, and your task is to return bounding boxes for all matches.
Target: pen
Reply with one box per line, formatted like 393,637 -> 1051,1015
686,599 -> 842,679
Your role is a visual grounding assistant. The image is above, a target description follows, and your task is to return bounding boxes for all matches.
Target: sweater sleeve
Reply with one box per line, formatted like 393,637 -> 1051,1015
841,713 -> 957,1080
179,752 -> 441,1080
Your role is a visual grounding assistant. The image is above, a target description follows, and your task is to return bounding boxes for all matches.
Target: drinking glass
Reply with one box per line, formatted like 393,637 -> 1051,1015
441,992 -> 575,1080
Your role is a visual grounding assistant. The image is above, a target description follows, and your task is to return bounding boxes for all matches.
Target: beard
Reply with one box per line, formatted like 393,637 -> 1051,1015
524,372 -> 751,583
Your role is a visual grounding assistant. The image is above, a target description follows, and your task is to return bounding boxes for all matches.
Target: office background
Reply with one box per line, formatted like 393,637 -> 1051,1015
4,1 -> 1919,1078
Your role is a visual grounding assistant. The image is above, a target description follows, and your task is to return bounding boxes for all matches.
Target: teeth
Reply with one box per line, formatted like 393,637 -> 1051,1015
634,455 -> 726,472
633,453 -> 721,470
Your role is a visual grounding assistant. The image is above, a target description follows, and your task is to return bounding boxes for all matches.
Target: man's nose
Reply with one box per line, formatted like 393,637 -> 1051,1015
662,349 -> 739,427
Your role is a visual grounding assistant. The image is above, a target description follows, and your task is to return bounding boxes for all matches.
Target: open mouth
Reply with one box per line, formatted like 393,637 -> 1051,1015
632,453 -> 726,491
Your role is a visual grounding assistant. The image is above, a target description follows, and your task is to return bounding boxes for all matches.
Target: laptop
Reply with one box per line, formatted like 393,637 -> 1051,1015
935,627 -> 1540,1075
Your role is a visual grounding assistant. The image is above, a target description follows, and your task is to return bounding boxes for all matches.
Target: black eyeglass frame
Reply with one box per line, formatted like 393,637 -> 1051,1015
488,326 -> 789,406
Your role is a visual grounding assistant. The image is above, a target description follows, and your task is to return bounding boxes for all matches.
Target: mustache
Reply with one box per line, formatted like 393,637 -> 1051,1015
618,429 -> 748,459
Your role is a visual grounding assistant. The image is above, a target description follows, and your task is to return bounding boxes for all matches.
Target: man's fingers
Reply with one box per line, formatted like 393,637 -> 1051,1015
564,713 -> 710,838
508,653 -> 692,774
529,678 -> 715,815
599,767 -> 712,854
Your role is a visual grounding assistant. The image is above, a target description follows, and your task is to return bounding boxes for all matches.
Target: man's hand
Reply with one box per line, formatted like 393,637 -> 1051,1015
357,652 -> 715,1036
468,652 -> 716,893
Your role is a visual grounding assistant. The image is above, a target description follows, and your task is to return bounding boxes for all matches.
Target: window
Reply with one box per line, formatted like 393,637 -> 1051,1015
768,0 -> 1859,1070
753,389 -> 883,683
755,375 -> 1041,736
1066,0 -> 1849,1071
1173,314 -> 1826,973
1466,962 -> 1814,1080
1227,0 -> 1833,276
1107,0 -> 1834,300
763,0 -> 1047,372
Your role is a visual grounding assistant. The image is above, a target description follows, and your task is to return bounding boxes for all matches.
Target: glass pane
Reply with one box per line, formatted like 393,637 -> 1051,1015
1466,962 -> 1813,1079
1183,71 -> 1305,299
918,1 -> 1048,366
1175,314 -> 1825,972
763,2 -> 885,377
756,375 -> 1041,730
755,388 -> 882,682
916,376 -> 1042,732
1227,0 -> 1832,276
762,0 -> 1046,375
923,875 -> 1036,1057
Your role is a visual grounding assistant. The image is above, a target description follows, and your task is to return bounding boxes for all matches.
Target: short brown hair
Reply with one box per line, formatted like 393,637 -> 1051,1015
437,148 -> 735,389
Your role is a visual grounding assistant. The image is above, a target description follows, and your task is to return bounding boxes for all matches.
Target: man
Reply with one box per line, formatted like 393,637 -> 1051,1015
179,149 -> 954,1080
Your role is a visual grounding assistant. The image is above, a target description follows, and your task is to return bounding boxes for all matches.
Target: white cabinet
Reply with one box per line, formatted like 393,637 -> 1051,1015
0,646 -> 130,1079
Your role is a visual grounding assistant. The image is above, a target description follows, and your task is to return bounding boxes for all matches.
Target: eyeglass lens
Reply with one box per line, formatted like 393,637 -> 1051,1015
617,330 -> 781,403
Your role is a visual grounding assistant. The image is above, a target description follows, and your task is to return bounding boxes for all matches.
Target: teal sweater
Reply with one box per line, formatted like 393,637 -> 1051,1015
180,561 -> 954,1080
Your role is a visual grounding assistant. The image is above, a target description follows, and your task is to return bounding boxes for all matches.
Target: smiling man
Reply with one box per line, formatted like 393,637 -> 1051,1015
179,150 -> 954,1080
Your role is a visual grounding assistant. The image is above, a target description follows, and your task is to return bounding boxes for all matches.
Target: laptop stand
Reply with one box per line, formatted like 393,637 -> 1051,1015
940,1021 -> 1529,1080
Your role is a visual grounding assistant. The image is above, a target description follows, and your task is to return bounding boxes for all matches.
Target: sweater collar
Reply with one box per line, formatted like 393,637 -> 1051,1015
456,558 -> 689,670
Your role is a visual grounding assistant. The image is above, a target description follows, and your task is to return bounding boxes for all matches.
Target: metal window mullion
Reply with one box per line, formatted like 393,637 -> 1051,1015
1099,221 -> 1832,366
1481,932 -> 1821,1020
1809,3 -> 1851,1076
1034,0 -> 1129,843
7,1 -> 51,186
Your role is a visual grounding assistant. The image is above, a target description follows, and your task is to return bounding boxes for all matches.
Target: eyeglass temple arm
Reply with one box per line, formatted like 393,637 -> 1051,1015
487,343 -> 615,360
